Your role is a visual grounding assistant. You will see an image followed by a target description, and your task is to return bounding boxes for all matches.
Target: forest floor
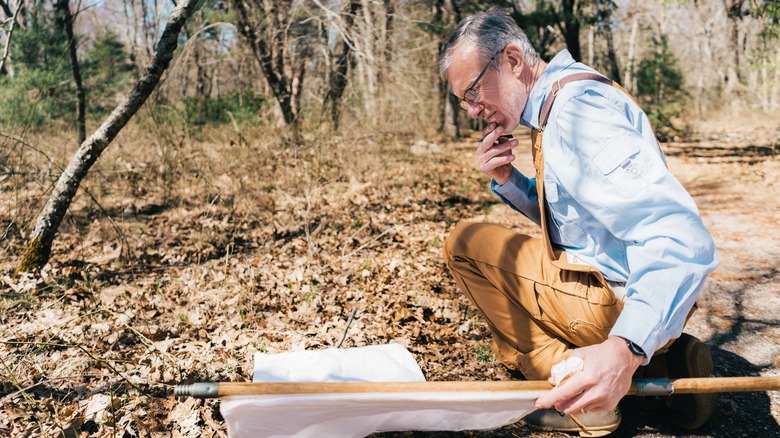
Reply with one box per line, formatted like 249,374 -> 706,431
1,116 -> 779,437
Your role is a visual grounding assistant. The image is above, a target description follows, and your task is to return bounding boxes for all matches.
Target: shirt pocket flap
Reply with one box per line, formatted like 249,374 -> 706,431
592,137 -> 640,175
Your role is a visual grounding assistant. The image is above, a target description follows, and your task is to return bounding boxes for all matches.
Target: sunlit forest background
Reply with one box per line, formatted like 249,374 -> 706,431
1,1 -> 780,437
2,0 -> 778,141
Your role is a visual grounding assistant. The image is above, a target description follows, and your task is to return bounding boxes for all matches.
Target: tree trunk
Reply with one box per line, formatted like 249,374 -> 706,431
232,0 -> 308,135
357,0 -> 378,124
625,14 -> 638,93
434,0 -> 460,137
16,0 -> 200,274
604,24 -> 621,84
326,0 -> 361,130
0,0 -> 21,26
725,0 -> 743,83
560,0 -> 581,62
383,0 -> 395,65
587,26 -> 594,66
0,0 -> 22,76
55,0 -> 86,145
0,0 -> 12,18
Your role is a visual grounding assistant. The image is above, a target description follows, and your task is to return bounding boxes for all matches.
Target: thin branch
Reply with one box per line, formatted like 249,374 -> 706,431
0,0 -> 18,24
325,225 -> 398,268
0,0 -> 22,73
0,356 -> 63,434
335,308 -> 358,348
1,373 -> 107,402
1,340 -> 145,393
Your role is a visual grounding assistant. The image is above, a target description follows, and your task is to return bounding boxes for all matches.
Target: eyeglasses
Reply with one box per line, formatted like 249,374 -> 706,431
457,49 -> 502,110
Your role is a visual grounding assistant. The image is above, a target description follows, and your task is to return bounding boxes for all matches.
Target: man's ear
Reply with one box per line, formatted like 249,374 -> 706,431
504,44 -> 526,78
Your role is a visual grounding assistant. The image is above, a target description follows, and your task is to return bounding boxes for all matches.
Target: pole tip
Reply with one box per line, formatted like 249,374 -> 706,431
174,382 -> 220,398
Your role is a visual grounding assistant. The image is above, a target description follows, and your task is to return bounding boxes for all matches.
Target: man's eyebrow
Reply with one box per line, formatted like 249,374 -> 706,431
455,77 -> 477,98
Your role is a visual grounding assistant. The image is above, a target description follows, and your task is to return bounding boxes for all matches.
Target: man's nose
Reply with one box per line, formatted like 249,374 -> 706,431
467,101 -> 483,119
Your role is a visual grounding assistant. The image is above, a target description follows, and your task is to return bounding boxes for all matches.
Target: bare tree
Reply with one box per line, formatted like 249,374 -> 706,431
433,0 -> 461,137
54,0 -> 86,144
322,0 -> 362,130
558,0 -> 582,61
16,0 -> 201,274
0,0 -> 12,18
725,0 -> 745,84
232,0 -> 316,134
0,0 -> 22,75
624,13 -> 639,93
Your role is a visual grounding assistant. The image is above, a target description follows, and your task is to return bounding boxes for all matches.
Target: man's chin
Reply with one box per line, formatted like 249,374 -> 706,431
496,121 -> 519,134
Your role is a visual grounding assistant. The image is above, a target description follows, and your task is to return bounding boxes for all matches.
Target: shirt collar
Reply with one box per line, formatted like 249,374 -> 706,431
520,49 -> 577,130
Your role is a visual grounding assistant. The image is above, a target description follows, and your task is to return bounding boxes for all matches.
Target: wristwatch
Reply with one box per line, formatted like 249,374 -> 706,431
626,340 -> 646,357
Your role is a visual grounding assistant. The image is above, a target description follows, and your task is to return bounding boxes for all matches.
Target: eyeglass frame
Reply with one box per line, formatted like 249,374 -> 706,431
457,48 -> 503,110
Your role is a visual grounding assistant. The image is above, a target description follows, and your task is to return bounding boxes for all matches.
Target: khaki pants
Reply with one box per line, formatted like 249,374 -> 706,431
443,221 -> 688,380
443,221 -> 626,380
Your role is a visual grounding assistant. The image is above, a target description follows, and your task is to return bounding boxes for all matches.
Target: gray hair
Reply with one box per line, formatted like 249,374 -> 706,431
439,9 -> 541,81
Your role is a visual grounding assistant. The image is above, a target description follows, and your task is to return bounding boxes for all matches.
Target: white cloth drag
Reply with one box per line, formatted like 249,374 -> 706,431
219,344 -> 544,437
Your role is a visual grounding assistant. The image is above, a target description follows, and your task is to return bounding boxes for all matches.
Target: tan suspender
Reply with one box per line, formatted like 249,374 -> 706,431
537,73 -> 614,131
530,72 -> 666,273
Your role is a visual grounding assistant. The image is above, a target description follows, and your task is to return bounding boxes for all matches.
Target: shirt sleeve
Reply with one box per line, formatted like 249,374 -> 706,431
490,167 -> 542,227
551,91 -> 718,364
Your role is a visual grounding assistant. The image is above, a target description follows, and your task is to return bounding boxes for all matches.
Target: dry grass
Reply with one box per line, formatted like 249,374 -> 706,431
0,121 -> 512,436
2,118 -> 780,437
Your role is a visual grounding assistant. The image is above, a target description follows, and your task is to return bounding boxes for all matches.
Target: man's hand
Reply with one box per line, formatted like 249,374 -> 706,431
534,336 -> 644,414
478,123 -> 517,185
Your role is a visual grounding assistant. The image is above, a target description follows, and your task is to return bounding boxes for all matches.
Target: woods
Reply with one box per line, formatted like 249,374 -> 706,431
1,0 -> 780,437
1,1 -> 778,138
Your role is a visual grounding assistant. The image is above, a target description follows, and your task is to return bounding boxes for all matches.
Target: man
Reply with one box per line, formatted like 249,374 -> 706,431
439,9 -> 719,436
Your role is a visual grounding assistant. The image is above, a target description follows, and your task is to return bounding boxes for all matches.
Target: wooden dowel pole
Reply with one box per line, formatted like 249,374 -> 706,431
660,376 -> 780,394
174,376 -> 780,399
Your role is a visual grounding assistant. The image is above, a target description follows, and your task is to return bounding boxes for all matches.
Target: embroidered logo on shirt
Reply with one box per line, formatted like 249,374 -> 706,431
620,159 -> 641,180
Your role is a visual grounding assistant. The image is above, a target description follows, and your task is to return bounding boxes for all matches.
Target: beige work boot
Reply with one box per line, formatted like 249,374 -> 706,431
522,407 -> 621,437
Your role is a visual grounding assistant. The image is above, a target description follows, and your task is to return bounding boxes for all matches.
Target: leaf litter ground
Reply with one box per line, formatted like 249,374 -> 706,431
1,127 -> 779,437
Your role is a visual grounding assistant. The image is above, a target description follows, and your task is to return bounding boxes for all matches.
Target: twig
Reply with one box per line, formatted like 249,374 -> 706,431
335,308 -> 357,348
325,225 -> 397,268
0,355 -> 61,434
109,312 -> 183,381
0,373 -> 105,402
1,340 -> 144,393
340,221 -> 371,257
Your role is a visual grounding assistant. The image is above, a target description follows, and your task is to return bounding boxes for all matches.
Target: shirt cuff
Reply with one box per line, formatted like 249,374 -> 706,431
490,169 -> 539,222
609,299 -> 666,366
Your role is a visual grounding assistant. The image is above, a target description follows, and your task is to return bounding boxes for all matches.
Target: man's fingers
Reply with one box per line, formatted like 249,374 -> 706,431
478,140 -> 516,163
481,123 -> 497,138
479,155 -> 514,175
555,391 -> 588,414
477,126 -> 503,153
535,378 -> 586,409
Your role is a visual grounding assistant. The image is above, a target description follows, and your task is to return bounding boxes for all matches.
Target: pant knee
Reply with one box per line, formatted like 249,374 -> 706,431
442,221 -> 472,263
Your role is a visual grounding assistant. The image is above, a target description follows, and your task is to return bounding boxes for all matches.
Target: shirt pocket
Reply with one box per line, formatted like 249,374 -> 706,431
544,178 -> 586,246
591,135 -> 662,198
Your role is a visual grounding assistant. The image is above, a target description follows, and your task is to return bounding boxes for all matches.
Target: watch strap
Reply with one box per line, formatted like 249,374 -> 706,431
627,340 -> 646,357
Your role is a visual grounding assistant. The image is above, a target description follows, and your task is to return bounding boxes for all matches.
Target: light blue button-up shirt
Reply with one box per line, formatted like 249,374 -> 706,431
491,50 -> 718,363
